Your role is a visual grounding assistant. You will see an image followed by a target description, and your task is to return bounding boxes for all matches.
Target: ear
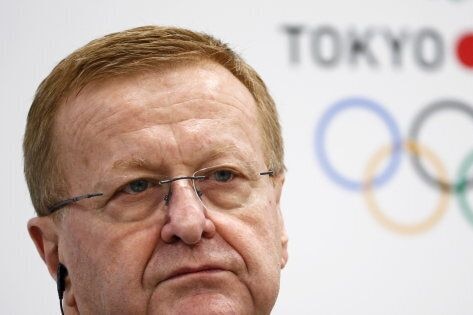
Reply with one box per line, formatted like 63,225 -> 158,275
27,216 -> 60,280
64,277 -> 78,313
273,173 -> 288,269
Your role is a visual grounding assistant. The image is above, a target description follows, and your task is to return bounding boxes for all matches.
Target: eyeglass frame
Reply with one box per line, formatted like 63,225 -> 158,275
46,170 -> 274,215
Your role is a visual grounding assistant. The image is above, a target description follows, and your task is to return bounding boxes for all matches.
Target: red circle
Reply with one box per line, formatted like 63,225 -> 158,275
456,33 -> 473,68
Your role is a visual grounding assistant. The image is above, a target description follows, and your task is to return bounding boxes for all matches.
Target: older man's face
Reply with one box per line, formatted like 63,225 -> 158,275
29,62 -> 287,314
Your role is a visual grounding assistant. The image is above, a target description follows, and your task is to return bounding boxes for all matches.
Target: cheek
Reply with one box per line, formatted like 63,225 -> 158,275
211,205 -> 281,260
207,200 -> 283,307
62,212 -> 163,311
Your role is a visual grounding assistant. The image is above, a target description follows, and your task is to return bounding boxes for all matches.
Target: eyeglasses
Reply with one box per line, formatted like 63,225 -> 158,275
47,164 -> 274,221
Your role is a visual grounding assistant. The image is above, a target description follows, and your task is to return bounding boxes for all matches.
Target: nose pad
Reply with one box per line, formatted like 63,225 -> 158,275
160,180 -> 215,244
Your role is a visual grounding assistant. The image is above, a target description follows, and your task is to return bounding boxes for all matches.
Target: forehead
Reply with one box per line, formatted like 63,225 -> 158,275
60,61 -> 257,123
55,62 -> 264,188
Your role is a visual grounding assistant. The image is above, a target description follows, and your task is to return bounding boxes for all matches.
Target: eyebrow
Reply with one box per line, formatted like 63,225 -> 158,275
206,144 -> 249,160
112,157 -> 155,171
110,144 -> 254,171
205,144 -> 258,171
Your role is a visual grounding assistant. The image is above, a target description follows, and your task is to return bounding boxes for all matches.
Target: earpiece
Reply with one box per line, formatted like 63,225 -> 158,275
57,263 -> 68,315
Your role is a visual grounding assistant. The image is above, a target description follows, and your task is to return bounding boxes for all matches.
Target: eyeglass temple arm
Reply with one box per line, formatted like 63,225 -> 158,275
260,170 -> 274,176
48,193 -> 103,214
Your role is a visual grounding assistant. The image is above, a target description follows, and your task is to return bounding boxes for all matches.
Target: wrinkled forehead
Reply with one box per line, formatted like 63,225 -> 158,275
58,62 -> 258,126
53,62 -> 265,188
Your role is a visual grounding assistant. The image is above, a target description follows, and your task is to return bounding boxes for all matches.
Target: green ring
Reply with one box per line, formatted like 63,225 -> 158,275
456,149 -> 473,226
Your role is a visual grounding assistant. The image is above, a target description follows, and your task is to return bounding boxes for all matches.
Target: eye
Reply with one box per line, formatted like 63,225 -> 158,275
212,170 -> 234,182
123,179 -> 154,194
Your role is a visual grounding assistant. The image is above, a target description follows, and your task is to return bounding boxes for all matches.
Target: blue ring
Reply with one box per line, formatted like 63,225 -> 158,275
315,97 -> 402,191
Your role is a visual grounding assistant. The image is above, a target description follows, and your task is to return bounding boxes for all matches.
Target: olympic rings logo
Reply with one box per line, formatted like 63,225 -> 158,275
315,97 -> 473,234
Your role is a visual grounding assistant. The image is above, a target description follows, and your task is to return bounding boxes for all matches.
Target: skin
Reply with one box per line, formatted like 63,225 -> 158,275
28,61 -> 288,315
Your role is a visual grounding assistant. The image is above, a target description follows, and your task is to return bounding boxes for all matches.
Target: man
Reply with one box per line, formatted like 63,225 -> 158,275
24,25 -> 288,314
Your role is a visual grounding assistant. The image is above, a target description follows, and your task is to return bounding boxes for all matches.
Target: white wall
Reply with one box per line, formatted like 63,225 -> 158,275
1,0 -> 472,314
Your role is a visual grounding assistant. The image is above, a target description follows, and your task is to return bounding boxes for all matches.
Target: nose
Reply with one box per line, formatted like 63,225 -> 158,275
160,180 -> 216,244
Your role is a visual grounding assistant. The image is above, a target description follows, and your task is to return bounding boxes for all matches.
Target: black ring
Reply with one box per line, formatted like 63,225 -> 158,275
408,99 -> 473,192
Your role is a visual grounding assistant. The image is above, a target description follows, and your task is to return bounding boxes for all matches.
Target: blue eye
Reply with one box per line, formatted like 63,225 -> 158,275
124,179 -> 153,194
213,170 -> 234,182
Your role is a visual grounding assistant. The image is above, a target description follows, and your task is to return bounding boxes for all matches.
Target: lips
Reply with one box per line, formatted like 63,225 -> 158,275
162,265 -> 227,283
146,237 -> 244,289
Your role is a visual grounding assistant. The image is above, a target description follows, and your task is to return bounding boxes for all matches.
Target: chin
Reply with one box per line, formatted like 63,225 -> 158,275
147,274 -> 255,315
164,292 -> 245,315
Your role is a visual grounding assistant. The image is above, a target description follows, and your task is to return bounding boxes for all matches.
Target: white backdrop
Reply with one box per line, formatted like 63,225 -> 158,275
1,0 -> 472,314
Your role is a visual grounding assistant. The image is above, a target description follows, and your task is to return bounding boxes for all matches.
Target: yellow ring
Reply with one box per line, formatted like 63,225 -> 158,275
363,140 -> 449,234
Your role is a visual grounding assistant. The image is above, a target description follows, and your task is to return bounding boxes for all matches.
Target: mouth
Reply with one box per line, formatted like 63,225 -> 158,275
163,266 -> 227,283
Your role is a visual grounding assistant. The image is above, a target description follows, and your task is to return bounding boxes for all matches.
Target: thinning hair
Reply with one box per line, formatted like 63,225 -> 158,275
24,25 -> 285,216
